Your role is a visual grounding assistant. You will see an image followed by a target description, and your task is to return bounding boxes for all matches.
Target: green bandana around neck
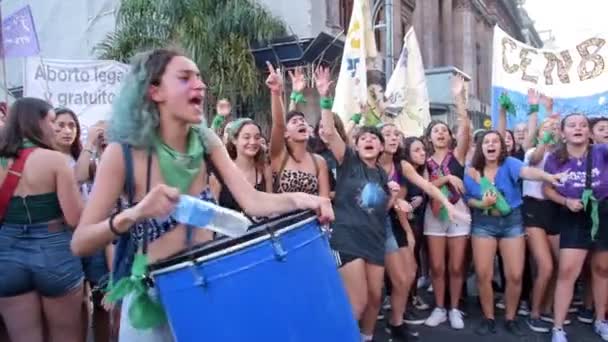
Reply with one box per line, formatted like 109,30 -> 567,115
154,127 -> 205,193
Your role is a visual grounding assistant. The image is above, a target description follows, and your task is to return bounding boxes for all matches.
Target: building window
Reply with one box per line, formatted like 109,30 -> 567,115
340,0 -> 354,30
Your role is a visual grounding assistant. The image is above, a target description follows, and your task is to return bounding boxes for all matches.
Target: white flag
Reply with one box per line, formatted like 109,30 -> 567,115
384,27 -> 431,137
332,0 -> 377,122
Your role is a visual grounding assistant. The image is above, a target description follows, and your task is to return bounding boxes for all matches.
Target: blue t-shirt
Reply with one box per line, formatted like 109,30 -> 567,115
464,157 -> 525,209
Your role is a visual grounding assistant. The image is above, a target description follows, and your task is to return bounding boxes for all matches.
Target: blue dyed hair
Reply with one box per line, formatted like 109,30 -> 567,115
108,48 -> 183,148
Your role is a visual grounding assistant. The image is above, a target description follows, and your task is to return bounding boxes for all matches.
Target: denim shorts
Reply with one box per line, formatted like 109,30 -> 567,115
0,222 -> 83,297
385,217 -> 399,254
471,208 -> 525,239
82,250 -> 109,287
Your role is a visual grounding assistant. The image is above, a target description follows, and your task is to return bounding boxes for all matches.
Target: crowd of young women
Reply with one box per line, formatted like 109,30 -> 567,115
0,47 -> 607,342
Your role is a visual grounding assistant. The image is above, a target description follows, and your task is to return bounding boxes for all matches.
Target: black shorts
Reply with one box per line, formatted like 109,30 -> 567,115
390,211 -> 408,248
557,201 -> 608,251
522,197 -> 559,235
332,250 -> 360,268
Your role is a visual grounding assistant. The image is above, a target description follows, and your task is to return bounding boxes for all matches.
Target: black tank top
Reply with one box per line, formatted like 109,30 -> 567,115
218,168 -> 265,212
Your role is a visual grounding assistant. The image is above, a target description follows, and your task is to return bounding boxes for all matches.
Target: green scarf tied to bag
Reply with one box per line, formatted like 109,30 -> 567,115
581,189 -> 600,240
106,254 -> 167,329
154,127 -> 205,194
479,177 -> 511,216
499,93 -> 516,116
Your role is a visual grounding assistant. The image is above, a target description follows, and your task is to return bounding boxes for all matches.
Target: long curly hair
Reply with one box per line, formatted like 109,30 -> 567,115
108,48 -> 184,148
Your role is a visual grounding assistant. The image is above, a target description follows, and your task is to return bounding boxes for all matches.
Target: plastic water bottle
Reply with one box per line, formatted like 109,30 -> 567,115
171,195 -> 251,237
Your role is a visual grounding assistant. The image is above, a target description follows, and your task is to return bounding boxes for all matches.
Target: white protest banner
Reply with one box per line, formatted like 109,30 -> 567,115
24,57 -> 129,128
332,0 -> 377,122
384,27 -> 431,137
491,26 -> 608,127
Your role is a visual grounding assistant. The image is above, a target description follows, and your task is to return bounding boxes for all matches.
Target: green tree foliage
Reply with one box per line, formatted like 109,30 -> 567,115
97,0 -> 286,106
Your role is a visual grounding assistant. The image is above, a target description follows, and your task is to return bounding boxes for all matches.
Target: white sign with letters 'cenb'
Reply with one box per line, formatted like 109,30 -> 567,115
491,26 -> 608,128
24,57 -> 129,128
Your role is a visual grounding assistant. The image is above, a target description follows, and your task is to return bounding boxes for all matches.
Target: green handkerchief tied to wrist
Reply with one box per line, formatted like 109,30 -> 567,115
211,115 -> 226,130
479,177 -> 511,216
540,131 -> 557,145
499,93 -> 516,116
106,253 -> 167,330
581,189 -> 600,240
290,91 -> 307,104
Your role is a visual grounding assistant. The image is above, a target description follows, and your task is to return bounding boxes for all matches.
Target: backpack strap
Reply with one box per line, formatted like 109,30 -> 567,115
585,146 -> 593,190
121,143 -> 135,205
111,144 -> 137,285
0,148 -> 36,220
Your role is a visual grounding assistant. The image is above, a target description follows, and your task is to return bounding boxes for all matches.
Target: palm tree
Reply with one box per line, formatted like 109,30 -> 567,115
96,0 -> 286,112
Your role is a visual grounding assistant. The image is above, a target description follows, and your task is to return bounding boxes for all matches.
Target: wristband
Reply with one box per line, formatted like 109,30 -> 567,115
108,212 -> 122,236
528,104 -> 540,115
211,115 -> 226,130
320,97 -> 333,110
540,131 -> 557,145
290,91 -> 307,104
351,113 -> 362,124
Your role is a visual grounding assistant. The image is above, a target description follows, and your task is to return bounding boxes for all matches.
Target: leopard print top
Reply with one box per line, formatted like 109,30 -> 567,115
273,169 -> 319,195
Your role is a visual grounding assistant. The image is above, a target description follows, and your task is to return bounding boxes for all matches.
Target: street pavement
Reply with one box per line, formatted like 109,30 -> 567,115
374,294 -> 599,342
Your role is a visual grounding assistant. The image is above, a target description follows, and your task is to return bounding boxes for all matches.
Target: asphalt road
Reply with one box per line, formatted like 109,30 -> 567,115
373,295 -> 599,342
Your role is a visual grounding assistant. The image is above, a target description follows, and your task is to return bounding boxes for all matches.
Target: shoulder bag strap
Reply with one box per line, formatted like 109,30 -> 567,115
585,146 -> 593,190
0,148 -> 36,220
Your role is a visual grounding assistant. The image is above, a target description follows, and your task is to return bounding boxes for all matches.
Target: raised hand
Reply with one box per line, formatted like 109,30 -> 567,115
314,66 -> 334,97
265,61 -> 283,94
288,66 -> 307,92
540,94 -> 554,113
130,184 -> 180,226
528,89 -> 540,105
451,74 -> 467,101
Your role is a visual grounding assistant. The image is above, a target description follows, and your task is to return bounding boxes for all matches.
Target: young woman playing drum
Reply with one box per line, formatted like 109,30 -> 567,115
70,48 -> 333,341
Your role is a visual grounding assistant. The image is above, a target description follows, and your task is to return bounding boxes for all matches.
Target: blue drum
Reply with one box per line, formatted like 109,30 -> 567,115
149,211 -> 359,342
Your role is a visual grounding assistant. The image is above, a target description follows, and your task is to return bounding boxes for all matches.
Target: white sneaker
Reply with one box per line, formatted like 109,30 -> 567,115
424,307 -> 447,327
595,320 -> 608,341
448,309 -> 465,330
551,327 -> 568,342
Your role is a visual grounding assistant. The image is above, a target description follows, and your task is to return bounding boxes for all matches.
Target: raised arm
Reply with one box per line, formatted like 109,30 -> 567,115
452,75 -> 471,164
315,66 -> 346,163
74,122 -> 105,182
497,94 -> 508,139
522,89 -> 540,151
266,62 -> 287,161
288,66 -> 307,112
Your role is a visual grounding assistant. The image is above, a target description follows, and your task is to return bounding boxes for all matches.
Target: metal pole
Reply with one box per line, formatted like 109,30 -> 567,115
384,0 -> 394,81
0,2 -> 8,103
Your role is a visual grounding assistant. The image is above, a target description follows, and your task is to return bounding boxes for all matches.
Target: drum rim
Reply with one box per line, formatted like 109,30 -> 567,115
150,212 -> 319,277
